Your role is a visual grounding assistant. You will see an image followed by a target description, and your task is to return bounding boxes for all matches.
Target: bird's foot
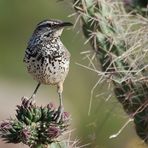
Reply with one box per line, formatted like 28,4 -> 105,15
54,105 -> 64,123
29,94 -> 36,103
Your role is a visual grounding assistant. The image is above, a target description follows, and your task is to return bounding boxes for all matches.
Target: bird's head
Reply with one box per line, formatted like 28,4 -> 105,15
34,19 -> 73,38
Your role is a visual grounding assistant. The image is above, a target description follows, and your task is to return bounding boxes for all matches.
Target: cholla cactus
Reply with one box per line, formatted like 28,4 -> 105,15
73,0 -> 148,144
0,97 -> 70,148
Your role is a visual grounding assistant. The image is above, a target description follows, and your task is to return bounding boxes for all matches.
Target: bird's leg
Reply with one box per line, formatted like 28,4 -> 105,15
30,83 -> 41,100
54,82 -> 64,123
58,92 -> 64,113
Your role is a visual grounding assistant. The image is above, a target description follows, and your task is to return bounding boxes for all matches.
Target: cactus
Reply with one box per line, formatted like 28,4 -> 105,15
123,0 -> 148,15
0,97 -> 71,148
73,0 -> 148,143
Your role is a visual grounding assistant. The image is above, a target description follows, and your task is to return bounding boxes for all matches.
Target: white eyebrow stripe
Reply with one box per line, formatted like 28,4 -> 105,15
37,19 -> 63,27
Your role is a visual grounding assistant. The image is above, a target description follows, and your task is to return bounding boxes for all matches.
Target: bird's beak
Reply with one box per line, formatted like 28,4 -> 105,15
57,22 -> 73,28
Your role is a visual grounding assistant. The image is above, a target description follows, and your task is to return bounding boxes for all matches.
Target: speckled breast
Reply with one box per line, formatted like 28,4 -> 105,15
24,39 -> 70,85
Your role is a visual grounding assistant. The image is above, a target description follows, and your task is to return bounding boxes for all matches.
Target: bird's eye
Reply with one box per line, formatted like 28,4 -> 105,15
42,23 -> 51,28
37,23 -> 52,30
48,23 -> 52,27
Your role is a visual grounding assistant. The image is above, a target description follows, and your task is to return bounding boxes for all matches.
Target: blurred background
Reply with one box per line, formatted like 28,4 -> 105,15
0,0 -> 147,148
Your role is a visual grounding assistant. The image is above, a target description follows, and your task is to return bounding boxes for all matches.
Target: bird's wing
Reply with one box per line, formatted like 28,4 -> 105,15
24,44 -> 42,61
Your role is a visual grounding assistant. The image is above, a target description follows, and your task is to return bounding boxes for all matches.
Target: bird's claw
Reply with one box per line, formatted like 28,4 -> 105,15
29,94 -> 36,103
54,106 -> 64,123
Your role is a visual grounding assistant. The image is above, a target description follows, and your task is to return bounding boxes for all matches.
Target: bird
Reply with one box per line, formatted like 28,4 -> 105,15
23,19 -> 73,122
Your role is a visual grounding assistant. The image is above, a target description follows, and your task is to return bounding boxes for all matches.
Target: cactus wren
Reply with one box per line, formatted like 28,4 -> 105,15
23,19 -> 72,121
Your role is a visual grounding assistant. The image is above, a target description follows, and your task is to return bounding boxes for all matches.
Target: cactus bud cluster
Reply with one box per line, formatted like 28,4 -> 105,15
0,97 -> 70,147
